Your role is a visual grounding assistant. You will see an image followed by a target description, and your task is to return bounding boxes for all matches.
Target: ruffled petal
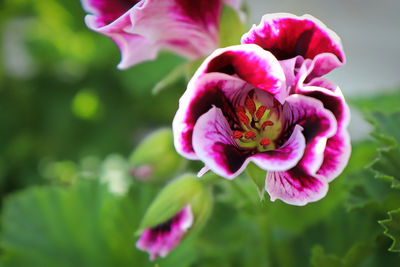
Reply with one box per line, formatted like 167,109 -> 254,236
192,106 -> 249,179
136,205 -> 193,260
195,44 -> 287,103
284,94 -> 337,175
173,72 -> 252,159
241,13 -> 345,78
297,78 -> 351,181
83,0 -> 226,68
250,125 -> 305,171
265,167 -> 328,206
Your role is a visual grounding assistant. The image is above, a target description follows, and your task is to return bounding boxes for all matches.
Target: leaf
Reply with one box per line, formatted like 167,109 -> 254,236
370,147 -> 400,189
0,180 -> 151,267
349,88 -> 400,113
368,111 -> 400,189
218,4 -> 246,47
245,162 -> 266,200
310,246 -> 343,267
311,243 -> 374,267
379,208 -> 400,252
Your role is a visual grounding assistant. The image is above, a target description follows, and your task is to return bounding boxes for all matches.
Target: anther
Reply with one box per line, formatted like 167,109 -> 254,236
262,121 -> 274,129
256,106 -> 267,120
232,130 -> 243,139
260,137 -> 270,146
237,112 -> 250,125
245,131 -> 256,139
245,97 -> 256,114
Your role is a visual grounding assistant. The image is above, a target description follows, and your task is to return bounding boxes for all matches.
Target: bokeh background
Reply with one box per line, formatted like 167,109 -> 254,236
0,0 -> 399,266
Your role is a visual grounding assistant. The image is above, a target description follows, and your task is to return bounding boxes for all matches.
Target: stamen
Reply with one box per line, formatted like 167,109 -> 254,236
245,131 -> 256,139
256,106 -> 267,120
232,130 -> 243,139
237,112 -> 250,125
262,120 -> 274,129
245,97 -> 256,114
260,137 -> 270,146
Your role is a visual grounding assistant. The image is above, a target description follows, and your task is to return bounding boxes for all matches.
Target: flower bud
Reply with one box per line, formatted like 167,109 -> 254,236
129,128 -> 186,183
136,174 -> 212,260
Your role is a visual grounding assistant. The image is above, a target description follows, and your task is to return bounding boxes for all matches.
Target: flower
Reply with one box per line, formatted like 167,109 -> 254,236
172,13 -> 350,206
136,205 -> 193,260
81,0 -> 242,69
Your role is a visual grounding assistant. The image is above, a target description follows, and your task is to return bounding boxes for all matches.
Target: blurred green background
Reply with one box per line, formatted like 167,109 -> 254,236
0,0 -> 399,266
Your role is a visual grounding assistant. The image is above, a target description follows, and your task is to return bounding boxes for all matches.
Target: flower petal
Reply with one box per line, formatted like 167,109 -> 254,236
241,13 -> 345,77
266,168 -> 328,206
297,78 -> 351,181
317,129 -> 351,182
173,73 -> 252,159
284,94 -> 337,175
195,44 -> 287,102
192,106 -> 249,179
250,125 -> 305,171
136,205 -> 193,260
81,0 -> 140,26
84,0 -> 226,68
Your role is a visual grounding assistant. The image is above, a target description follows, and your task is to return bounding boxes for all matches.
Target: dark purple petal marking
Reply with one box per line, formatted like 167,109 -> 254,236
250,124 -> 305,171
192,106 -> 249,179
266,167 -> 328,206
200,45 -> 286,101
173,73 -> 251,159
297,79 -> 351,181
241,13 -> 344,63
82,0 -> 140,25
283,94 -> 337,174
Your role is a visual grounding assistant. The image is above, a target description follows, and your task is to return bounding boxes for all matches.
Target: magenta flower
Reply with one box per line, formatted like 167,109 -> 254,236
81,0 -> 242,69
173,13 -> 350,206
136,205 -> 193,260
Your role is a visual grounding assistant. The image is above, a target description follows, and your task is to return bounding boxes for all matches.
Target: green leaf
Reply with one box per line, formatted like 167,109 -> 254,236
379,208 -> 400,252
370,147 -> 400,189
0,180 -> 150,266
368,111 -> 400,189
310,246 -> 343,267
349,88 -> 400,113
218,4 -> 246,47
245,162 -> 266,200
311,243 -> 374,267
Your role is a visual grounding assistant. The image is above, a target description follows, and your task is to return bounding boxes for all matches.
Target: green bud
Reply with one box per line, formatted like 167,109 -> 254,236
137,174 -> 212,234
129,128 -> 186,183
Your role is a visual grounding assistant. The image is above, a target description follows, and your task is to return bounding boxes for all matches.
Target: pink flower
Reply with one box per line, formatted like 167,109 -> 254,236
173,13 -> 350,206
81,0 -> 242,69
136,205 -> 193,260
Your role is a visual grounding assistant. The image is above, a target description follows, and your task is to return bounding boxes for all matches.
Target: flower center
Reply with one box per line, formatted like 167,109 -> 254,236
231,90 -> 282,152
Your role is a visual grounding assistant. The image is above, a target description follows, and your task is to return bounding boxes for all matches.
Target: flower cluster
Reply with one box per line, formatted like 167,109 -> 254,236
173,13 -> 350,206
